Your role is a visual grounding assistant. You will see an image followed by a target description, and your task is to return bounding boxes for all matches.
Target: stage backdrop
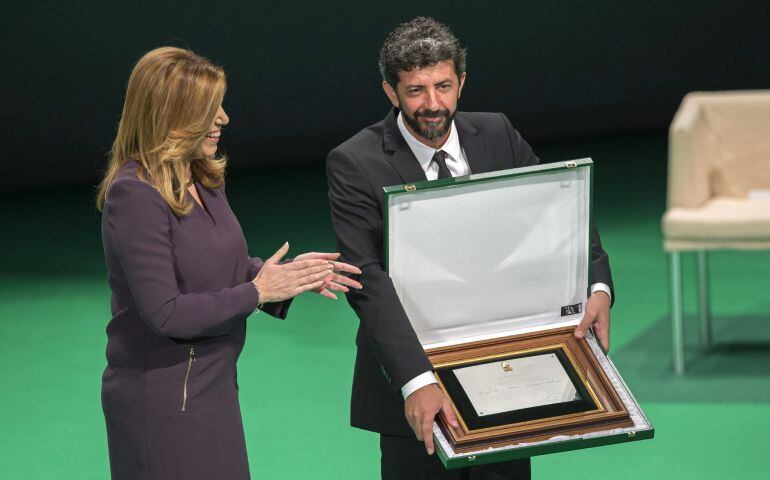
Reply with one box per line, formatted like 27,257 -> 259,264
5,0 -> 770,190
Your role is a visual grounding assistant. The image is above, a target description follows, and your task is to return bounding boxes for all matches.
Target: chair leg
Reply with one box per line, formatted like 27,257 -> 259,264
670,251 -> 685,374
696,250 -> 712,348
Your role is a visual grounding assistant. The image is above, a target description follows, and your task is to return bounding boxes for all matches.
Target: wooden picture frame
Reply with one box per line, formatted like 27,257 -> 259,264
429,326 -> 633,453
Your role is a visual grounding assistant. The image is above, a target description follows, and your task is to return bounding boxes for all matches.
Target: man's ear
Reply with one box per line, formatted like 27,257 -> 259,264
382,81 -> 400,108
457,72 -> 467,100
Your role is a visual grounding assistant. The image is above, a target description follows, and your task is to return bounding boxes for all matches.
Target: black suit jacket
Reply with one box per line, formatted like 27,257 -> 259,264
326,109 -> 614,436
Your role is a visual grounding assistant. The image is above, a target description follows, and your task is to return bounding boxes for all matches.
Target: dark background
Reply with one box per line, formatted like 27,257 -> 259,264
5,0 -> 770,190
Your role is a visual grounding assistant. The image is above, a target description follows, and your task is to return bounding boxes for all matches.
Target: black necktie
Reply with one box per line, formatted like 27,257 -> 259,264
432,150 -> 452,179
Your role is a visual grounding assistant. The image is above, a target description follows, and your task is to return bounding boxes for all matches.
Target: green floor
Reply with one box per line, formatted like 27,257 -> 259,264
2,133 -> 769,478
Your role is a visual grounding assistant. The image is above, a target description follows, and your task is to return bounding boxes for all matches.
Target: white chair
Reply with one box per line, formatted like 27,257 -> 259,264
663,90 -> 770,374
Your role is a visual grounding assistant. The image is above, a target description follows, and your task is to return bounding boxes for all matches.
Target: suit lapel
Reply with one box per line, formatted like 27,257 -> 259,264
455,114 -> 489,174
382,109 -> 427,183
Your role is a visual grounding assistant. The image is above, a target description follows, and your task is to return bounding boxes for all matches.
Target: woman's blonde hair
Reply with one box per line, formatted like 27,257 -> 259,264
97,46 -> 227,216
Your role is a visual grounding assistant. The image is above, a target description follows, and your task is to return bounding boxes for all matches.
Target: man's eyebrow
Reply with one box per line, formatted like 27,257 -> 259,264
404,78 -> 453,88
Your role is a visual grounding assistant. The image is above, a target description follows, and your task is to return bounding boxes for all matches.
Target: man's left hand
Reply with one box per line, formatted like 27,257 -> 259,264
574,291 -> 611,351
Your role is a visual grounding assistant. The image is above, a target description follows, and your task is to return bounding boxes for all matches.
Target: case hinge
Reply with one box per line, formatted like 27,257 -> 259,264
565,161 -> 577,168
405,184 -> 417,192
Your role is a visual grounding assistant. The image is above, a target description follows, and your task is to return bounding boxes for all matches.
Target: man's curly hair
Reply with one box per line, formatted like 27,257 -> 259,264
378,17 -> 467,88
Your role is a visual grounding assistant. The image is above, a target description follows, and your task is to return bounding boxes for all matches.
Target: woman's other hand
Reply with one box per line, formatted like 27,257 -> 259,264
253,243 -> 335,303
292,251 -> 363,300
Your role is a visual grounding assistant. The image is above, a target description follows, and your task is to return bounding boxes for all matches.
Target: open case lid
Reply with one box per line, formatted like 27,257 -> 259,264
385,159 -> 593,349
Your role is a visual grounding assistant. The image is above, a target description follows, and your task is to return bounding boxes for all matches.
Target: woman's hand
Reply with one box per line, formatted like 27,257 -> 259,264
252,243 -> 336,303
292,251 -> 363,300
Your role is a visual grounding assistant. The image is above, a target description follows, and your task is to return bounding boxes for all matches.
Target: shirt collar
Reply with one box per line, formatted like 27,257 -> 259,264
397,111 -> 462,171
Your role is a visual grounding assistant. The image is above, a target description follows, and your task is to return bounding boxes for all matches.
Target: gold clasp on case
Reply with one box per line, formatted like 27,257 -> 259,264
467,455 -> 477,462
405,184 -> 417,192
565,161 -> 577,168
627,431 -> 636,438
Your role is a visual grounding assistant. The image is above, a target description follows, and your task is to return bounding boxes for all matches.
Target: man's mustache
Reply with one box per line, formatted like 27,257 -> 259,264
414,109 -> 450,119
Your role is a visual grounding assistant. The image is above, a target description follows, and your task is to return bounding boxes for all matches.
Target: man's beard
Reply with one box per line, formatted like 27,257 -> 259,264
402,107 -> 456,141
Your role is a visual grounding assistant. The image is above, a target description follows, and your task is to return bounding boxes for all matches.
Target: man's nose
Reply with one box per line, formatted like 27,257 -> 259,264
424,89 -> 441,111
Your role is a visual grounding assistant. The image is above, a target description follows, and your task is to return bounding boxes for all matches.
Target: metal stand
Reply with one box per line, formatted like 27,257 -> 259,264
697,250 -> 712,347
670,251 -> 684,374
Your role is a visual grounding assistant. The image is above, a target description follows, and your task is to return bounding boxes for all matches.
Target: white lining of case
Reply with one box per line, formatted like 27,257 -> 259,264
388,163 -> 591,349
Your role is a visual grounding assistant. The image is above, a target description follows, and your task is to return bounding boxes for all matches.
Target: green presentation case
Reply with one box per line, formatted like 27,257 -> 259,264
383,159 -> 654,469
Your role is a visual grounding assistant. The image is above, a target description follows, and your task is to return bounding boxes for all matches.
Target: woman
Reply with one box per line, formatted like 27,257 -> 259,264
96,47 -> 361,479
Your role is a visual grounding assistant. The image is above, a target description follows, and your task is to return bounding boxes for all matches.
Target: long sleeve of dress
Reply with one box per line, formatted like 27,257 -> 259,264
104,177 -> 259,339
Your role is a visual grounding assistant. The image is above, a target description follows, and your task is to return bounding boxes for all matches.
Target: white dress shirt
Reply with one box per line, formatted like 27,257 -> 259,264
395,112 -> 612,399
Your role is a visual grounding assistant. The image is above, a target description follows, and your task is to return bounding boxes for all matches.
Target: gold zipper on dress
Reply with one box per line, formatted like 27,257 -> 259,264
181,347 -> 196,412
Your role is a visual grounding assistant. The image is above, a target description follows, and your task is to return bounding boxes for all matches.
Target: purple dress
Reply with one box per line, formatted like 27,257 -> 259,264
100,160 -> 290,479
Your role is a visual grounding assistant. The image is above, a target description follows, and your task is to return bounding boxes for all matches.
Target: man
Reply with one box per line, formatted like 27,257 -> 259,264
326,17 -> 614,480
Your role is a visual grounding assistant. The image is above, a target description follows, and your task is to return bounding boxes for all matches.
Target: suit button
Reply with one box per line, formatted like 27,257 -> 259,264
380,365 -> 391,383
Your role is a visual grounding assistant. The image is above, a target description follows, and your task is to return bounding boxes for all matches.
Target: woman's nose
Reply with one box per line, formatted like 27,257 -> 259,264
217,107 -> 230,126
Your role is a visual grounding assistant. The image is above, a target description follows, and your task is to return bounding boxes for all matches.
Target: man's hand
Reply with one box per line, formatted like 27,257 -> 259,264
404,384 -> 460,455
574,291 -> 611,351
